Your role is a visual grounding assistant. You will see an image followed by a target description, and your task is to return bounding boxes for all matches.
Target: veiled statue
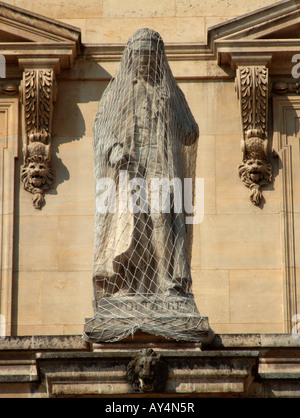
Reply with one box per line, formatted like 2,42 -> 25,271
83,28 -> 213,343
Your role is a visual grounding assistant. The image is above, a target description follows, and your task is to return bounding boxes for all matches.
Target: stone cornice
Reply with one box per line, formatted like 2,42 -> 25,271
83,43 -> 213,62
0,334 -> 300,397
207,0 -> 300,45
0,43 -> 79,73
0,1 -> 81,43
0,43 -> 79,71
83,39 -> 300,67
0,2 -> 81,70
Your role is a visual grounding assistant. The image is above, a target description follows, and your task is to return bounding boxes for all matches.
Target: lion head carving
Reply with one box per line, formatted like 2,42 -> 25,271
21,154 -> 54,209
238,132 -> 272,206
238,156 -> 272,186
238,156 -> 272,205
127,348 -> 168,393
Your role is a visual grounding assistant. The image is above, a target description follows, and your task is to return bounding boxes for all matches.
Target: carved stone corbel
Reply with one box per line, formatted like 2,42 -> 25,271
20,62 -> 58,209
235,66 -> 272,205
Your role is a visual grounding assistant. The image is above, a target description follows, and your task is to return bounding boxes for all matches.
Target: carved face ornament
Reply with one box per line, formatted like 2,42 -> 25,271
126,348 -> 168,393
137,357 -> 156,392
246,158 -> 267,183
27,160 -> 48,188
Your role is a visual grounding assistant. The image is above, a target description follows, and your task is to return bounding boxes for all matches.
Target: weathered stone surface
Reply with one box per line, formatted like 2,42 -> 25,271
36,348 -> 259,397
127,348 -> 169,393
0,334 -> 300,397
209,333 -> 300,349
84,296 -> 213,343
0,335 -> 89,351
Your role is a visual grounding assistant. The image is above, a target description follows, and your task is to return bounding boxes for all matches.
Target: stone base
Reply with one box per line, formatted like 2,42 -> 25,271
92,331 -> 204,351
83,295 -> 214,344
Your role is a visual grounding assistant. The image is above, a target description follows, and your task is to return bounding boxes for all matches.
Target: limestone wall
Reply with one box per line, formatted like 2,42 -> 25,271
10,0 -> 279,42
3,0 -> 289,336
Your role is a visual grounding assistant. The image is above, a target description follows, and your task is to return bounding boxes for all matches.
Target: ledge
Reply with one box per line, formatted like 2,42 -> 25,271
208,333 -> 300,349
1,333 -> 299,351
0,335 -> 90,351
0,334 -> 300,397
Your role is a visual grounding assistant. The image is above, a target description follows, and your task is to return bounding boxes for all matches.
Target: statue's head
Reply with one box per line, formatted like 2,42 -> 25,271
128,28 -> 162,50
125,28 -> 164,82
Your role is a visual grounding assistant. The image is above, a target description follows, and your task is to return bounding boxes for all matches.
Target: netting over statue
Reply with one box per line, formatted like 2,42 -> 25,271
83,28 -> 213,343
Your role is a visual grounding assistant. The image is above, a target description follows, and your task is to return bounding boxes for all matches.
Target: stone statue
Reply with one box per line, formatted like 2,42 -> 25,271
83,28 -> 213,343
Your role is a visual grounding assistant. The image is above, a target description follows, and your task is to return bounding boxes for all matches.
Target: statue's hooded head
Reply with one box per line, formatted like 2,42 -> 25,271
123,28 -> 166,84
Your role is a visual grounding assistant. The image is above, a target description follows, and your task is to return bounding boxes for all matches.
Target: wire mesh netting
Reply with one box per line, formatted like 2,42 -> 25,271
83,28 -> 212,343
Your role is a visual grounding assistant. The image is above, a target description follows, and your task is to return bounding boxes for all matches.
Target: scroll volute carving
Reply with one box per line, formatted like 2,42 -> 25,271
236,66 -> 272,205
21,69 -> 57,209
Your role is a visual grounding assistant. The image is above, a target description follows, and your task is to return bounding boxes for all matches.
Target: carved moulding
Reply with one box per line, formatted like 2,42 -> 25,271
20,65 -> 57,209
235,66 -> 272,205
273,81 -> 300,95
0,84 -> 18,96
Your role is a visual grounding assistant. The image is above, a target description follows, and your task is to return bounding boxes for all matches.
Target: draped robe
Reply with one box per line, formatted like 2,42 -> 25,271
92,28 -> 199,308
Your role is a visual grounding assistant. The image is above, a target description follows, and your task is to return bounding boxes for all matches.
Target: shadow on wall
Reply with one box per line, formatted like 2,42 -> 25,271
50,66 -> 111,192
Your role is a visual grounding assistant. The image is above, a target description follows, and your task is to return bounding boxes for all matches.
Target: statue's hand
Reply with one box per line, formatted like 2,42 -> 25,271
107,143 -> 133,169
183,124 -> 199,146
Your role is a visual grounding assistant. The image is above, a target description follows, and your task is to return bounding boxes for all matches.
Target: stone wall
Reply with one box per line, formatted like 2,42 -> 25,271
0,0 -> 297,337
10,0 -> 279,42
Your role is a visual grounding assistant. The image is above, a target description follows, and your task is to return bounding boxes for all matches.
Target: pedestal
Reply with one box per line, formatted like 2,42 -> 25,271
83,294 -> 214,344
